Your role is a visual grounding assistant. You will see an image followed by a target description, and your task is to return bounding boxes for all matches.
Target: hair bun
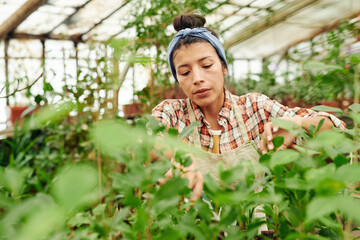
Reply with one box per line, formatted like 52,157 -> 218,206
173,13 -> 206,32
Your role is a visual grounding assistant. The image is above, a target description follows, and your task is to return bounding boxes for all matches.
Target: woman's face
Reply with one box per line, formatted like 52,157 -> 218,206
173,42 -> 227,109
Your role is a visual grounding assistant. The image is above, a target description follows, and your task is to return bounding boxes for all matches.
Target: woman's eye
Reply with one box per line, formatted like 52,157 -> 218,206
180,71 -> 190,76
203,64 -> 212,69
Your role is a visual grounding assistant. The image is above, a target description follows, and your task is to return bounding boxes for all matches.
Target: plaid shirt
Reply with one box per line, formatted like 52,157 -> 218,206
152,89 -> 346,153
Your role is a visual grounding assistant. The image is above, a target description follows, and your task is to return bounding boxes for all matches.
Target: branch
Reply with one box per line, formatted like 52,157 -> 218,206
0,72 -> 44,99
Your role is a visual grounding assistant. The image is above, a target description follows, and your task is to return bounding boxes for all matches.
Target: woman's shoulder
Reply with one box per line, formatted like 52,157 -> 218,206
152,98 -> 188,114
233,92 -> 270,105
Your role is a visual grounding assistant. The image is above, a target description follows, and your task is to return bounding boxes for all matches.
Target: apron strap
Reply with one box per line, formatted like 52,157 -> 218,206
229,94 -> 250,142
187,98 -> 202,149
187,93 -> 250,149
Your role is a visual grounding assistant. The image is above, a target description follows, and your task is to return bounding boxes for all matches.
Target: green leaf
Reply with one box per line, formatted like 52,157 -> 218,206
134,206 -> 147,233
315,178 -> 345,196
305,164 -> 336,187
307,130 -> 350,149
311,105 -> 344,114
333,154 -> 350,167
335,164 -> 360,183
350,53 -> 360,64
0,193 -> 65,240
67,212 -> 92,227
167,128 -> 178,137
178,121 -> 199,140
51,164 -> 100,211
270,149 -> 300,170
349,103 -> 360,113
272,136 -> 284,150
306,196 -> 360,224
23,101 -> 75,130
302,60 -> 342,72
278,178 -> 309,190
90,120 -> 195,157
316,118 -> 325,132
93,203 -> 107,216
0,167 -> 29,199
271,117 -> 304,136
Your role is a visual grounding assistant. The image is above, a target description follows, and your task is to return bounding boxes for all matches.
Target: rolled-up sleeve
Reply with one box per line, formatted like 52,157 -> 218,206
258,94 -> 346,129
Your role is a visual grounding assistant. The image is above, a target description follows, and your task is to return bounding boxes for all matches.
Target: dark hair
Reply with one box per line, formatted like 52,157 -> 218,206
171,14 -> 225,66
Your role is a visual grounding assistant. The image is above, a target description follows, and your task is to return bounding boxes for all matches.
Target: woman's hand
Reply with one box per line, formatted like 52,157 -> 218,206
260,116 -> 334,154
260,117 -> 301,154
159,155 -> 203,202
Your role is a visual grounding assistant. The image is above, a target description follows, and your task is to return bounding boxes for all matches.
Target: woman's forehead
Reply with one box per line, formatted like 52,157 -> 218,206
173,42 -> 218,65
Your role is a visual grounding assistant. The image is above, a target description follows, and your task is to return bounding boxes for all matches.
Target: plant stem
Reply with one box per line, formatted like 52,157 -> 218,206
97,145 -> 102,200
354,64 -> 359,164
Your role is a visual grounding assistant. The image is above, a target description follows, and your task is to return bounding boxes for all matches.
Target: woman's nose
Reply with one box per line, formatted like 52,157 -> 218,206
192,67 -> 204,85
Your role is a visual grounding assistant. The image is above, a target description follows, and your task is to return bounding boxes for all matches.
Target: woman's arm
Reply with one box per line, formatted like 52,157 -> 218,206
260,116 -> 334,154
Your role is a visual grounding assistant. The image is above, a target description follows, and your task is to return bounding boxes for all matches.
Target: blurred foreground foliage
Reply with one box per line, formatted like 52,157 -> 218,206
0,102 -> 359,240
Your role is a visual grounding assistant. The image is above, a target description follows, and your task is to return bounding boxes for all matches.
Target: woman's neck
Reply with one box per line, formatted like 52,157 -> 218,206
200,92 -> 225,130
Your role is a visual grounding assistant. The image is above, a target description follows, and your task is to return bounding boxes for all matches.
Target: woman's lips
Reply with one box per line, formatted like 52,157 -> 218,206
193,88 -> 210,97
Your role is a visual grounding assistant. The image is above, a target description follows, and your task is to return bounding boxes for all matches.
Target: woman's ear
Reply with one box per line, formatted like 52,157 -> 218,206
223,67 -> 228,76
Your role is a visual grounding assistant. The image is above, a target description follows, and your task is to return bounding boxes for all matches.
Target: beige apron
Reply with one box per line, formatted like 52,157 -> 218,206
187,94 -> 268,233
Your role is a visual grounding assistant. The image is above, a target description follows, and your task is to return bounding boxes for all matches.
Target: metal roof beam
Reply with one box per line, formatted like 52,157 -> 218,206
45,0 -> 93,36
263,11 -> 360,59
224,0 -> 321,48
72,0 -> 130,42
0,0 -> 46,39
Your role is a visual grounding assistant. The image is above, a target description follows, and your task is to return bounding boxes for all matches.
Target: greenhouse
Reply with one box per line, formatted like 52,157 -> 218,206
0,0 -> 360,239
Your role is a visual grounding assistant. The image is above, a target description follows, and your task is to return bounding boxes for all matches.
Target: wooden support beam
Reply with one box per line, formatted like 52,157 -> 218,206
0,0 -> 46,39
224,0 -> 321,48
4,39 -> 9,105
10,32 -> 85,43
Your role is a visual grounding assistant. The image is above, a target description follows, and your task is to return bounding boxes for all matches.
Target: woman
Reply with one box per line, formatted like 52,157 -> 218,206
152,13 -> 345,201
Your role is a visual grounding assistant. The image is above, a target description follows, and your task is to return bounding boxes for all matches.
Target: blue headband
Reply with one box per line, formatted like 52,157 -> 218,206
167,28 -> 228,81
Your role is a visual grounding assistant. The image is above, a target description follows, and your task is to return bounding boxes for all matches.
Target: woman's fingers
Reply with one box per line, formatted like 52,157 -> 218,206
159,168 -> 173,185
261,122 -> 276,154
190,172 -> 203,202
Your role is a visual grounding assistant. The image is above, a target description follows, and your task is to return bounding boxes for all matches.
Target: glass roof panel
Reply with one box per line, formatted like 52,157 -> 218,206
237,7 -> 258,16
47,0 -> 89,8
251,0 -> 279,9
216,4 -> 241,15
52,0 -> 127,37
220,15 -> 246,31
206,14 -> 225,26
230,0 -> 255,6
287,0 -> 360,27
0,0 -> 27,24
83,2 -> 134,41
16,4 -> 76,35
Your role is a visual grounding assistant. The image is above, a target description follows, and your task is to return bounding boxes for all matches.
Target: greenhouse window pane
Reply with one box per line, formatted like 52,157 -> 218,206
45,40 -> 75,59
0,0 -> 27,24
8,39 -> 43,58
52,0 -> 127,37
0,40 -> 4,58
16,5 -> 76,35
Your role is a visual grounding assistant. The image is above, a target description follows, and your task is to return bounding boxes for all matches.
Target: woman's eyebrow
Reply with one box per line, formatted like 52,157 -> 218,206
198,56 -> 213,62
176,56 -> 214,69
